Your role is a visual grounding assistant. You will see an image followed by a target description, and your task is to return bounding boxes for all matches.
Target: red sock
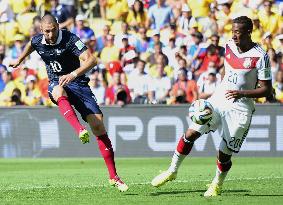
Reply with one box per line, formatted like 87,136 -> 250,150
57,96 -> 84,135
176,134 -> 194,155
217,160 -> 232,172
96,133 -> 117,179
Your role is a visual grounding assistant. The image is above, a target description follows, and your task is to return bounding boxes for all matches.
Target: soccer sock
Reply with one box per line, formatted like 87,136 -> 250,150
57,96 -> 85,135
212,159 -> 232,186
96,133 -> 117,179
168,134 -> 194,173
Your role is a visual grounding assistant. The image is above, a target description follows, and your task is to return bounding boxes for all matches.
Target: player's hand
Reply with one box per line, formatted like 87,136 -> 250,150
9,60 -> 21,69
225,90 -> 245,101
59,74 -> 76,86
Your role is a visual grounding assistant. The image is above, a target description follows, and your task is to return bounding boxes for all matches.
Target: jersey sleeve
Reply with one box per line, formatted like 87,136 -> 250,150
256,53 -> 272,81
69,34 -> 88,57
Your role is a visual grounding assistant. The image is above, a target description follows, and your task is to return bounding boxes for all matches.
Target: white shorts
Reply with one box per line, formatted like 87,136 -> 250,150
189,105 -> 253,154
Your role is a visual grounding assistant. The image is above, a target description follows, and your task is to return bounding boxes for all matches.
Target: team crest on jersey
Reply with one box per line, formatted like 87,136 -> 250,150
243,58 -> 252,69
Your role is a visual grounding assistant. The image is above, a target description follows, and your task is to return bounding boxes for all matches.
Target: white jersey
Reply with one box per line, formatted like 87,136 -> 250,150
210,39 -> 272,112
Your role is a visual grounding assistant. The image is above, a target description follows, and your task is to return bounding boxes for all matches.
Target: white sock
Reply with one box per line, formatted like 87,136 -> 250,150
211,167 -> 229,186
168,151 -> 186,173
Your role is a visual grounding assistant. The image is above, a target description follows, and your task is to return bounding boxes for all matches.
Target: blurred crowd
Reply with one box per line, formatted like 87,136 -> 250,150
0,0 -> 283,106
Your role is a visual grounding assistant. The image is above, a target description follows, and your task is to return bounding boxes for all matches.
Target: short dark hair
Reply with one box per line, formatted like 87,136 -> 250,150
233,16 -> 253,32
41,13 -> 58,24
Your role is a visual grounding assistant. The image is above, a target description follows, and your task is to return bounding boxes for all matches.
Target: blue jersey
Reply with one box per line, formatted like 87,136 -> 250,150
31,29 -> 88,83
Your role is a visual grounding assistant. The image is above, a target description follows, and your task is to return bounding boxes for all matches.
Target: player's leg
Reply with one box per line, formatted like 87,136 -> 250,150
50,84 -> 89,144
204,144 -> 232,197
86,114 -> 128,192
151,129 -> 201,187
151,108 -> 221,187
204,109 -> 252,197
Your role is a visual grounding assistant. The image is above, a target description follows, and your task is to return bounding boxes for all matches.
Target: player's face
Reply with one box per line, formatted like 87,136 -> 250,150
232,23 -> 250,47
41,22 -> 59,44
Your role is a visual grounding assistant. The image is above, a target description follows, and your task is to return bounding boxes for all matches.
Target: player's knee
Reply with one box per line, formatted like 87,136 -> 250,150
184,129 -> 201,142
52,86 -> 67,102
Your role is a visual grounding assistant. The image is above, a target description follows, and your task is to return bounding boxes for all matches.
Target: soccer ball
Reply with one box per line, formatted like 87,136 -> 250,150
188,99 -> 214,125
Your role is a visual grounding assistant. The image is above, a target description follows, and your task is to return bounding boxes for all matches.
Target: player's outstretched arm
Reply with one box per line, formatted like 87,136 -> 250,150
10,41 -> 35,68
59,49 -> 97,86
225,80 -> 272,100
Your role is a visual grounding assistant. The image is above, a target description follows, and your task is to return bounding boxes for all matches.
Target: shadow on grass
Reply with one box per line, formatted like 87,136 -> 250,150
244,194 -> 283,197
150,189 -> 252,196
149,190 -> 206,196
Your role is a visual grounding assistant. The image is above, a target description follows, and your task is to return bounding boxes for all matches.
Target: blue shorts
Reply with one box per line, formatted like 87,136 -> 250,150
48,81 -> 102,121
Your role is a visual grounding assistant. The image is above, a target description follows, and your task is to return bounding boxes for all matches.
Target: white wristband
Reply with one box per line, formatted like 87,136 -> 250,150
71,71 -> 78,78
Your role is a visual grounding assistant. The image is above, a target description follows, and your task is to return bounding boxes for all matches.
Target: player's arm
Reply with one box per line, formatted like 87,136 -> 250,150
225,80 -> 272,100
10,41 -> 34,68
59,49 -> 97,86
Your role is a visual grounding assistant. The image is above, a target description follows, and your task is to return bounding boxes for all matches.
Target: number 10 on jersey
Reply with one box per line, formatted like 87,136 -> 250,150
50,61 -> 62,72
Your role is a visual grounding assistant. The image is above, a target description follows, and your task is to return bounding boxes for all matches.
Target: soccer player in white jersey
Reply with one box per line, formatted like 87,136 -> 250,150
151,16 -> 272,197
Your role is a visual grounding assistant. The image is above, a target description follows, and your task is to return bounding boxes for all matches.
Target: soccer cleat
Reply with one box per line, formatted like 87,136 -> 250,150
109,176 -> 129,192
151,171 -> 177,187
204,183 -> 222,197
79,129 -> 90,144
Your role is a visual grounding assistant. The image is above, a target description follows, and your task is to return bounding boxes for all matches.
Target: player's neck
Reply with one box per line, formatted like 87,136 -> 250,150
237,40 -> 255,53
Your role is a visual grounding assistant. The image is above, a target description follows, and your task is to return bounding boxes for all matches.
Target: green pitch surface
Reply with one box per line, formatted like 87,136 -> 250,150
0,158 -> 283,205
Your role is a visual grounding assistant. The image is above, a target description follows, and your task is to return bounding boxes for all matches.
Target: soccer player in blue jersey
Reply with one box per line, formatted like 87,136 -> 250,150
10,14 -> 128,192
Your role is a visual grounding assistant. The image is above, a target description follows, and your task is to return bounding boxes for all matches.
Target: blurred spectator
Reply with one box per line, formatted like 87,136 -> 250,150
121,50 -> 138,74
258,0 -> 282,35
89,69 -> 106,105
126,0 -> 147,29
100,0 -> 129,21
150,62 -> 172,104
187,0 -> 214,28
147,0 -> 174,30
0,70 -> 24,106
275,34 -> 283,54
273,70 -> 283,103
149,54 -> 173,79
162,37 -> 179,68
100,34 -> 120,63
267,48 -> 280,83
114,22 -> 137,49
251,13 -> 264,44
23,75 -> 41,106
216,2 -> 233,38
10,88 -> 24,106
9,34 -> 26,60
50,0 -> 73,29
135,27 -> 150,53
148,30 -> 164,53
96,25 -> 110,52
59,0 -> 76,18
148,43 -> 168,65
171,68 -> 198,104
128,59 -> 153,103
9,0 -> 33,16
197,66 -> 221,99
105,72 -> 131,105
71,14 -> 95,43
194,44 -> 222,78
262,32 -> 273,50
0,0 -> 14,23
177,4 -> 196,35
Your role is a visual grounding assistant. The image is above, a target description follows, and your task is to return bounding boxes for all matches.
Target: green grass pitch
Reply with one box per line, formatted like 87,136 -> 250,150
0,158 -> 282,205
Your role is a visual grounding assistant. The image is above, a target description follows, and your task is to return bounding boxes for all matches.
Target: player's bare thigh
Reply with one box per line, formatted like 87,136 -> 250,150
51,85 -> 68,102
86,114 -> 106,136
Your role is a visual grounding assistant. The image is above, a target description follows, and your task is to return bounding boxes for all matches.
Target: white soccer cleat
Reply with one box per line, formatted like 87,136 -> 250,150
109,176 -> 129,192
204,183 -> 222,197
151,171 -> 177,187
